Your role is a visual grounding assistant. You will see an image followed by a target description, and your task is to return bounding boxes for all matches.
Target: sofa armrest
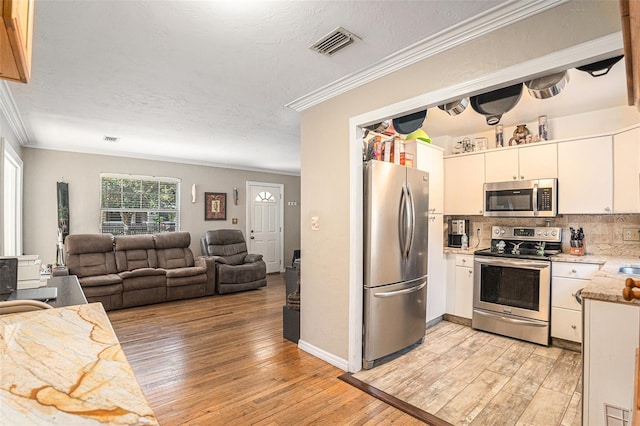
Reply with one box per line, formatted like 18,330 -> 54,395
208,256 -> 229,264
244,253 -> 263,263
196,256 -> 217,296
51,266 -> 69,277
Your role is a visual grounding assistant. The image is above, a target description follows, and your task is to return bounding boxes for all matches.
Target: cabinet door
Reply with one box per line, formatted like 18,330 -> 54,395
416,142 -> 444,213
614,126 -> 640,213
426,214 -> 446,322
485,149 -> 518,183
551,277 -> 584,310
454,265 -> 473,319
558,136 -> 613,214
551,307 -> 582,342
519,143 -> 558,180
444,154 -> 485,215
584,299 -> 640,425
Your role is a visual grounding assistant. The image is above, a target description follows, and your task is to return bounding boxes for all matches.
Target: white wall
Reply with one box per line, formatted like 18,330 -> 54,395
22,148 -> 300,266
299,0 -> 622,368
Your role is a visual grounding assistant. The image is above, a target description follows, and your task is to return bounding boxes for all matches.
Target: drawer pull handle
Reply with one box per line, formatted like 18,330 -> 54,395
571,269 -> 577,274
571,325 -> 577,330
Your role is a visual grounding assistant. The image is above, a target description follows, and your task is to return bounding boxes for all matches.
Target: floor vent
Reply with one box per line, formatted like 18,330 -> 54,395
103,136 -> 119,143
310,27 -> 360,56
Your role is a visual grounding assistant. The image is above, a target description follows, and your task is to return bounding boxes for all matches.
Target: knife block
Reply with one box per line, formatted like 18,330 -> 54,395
570,240 -> 585,256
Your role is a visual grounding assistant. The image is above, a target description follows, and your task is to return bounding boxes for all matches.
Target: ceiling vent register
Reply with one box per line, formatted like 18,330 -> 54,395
310,27 -> 361,56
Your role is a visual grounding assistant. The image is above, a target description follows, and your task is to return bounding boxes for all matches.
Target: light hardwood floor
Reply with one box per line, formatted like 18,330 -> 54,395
108,274 -> 422,425
353,321 -> 583,426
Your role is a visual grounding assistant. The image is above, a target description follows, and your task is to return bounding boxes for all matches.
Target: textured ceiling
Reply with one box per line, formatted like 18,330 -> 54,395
8,0 -> 517,174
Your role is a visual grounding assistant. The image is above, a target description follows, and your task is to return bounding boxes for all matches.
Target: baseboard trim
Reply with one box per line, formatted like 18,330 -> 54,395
443,313 -> 472,327
298,339 -> 349,371
338,373 -> 454,426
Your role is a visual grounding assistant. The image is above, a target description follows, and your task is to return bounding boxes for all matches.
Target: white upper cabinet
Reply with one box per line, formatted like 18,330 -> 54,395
484,143 -> 557,183
558,136 -> 613,214
415,142 -> 444,214
444,153 -> 485,215
613,126 -> 640,213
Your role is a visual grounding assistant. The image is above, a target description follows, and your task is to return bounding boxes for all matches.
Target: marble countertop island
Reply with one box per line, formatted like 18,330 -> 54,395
0,303 -> 157,424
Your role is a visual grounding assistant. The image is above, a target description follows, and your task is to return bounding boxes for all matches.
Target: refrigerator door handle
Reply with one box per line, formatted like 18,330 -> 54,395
405,185 -> 415,258
373,281 -> 427,298
399,186 -> 408,260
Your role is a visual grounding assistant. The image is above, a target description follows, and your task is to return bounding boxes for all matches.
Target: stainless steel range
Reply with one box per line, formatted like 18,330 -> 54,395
473,225 -> 562,345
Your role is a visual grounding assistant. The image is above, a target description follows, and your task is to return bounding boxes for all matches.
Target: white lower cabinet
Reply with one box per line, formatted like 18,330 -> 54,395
449,254 -> 473,319
551,261 -> 600,343
583,299 -> 639,425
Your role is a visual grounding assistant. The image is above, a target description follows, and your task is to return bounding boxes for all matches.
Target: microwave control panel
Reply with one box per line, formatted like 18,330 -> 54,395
538,188 -> 553,211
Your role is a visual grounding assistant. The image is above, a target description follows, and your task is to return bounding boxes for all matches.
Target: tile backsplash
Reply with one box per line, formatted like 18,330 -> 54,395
444,214 -> 640,257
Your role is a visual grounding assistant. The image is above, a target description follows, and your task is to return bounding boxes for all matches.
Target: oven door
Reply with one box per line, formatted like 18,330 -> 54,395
473,256 -> 550,322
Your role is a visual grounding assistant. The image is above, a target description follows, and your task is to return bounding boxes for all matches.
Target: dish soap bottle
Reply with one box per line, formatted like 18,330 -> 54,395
461,233 -> 468,250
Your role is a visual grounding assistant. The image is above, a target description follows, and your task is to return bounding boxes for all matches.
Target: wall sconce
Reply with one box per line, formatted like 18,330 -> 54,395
191,184 -> 197,203
233,187 -> 238,205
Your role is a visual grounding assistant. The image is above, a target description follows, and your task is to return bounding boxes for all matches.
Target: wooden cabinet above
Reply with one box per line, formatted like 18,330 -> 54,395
620,0 -> 640,111
0,0 -> 34,83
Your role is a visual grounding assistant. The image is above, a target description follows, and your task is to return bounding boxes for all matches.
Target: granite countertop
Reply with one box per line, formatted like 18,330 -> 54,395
443,247 -> 488,255
0,303 -> 158,424
561,255 -> 640,306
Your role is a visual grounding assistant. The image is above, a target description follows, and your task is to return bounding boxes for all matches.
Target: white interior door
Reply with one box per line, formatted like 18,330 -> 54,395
247,182 -> 283,273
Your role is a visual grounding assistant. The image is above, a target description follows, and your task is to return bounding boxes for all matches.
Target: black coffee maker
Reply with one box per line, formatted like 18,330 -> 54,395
448,219 -> 469,248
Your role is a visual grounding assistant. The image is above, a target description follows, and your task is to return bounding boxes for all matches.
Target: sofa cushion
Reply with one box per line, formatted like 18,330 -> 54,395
78,274 -> 123,288
164,266 -> 206,278
204,229 -> 248,265
118,268 -> 166,280
154,231 -> 190,249
67,252 -> 118,278
114,234 -> 158,271
218,263 -> 263,284
120,273 -> 167,291
66,233 -> 114,255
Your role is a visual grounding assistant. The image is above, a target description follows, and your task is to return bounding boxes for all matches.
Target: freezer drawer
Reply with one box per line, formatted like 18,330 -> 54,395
363,278 -> 427,367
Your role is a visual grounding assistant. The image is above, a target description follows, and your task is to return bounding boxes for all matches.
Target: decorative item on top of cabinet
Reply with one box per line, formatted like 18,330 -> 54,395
0,0 -> 34,83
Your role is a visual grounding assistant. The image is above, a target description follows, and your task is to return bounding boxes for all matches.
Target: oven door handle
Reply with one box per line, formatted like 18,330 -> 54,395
474,257 -> 549,270
473,309 -> 548,327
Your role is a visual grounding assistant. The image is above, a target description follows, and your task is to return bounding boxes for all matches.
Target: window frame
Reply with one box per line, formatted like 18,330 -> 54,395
99,173 -> 181,236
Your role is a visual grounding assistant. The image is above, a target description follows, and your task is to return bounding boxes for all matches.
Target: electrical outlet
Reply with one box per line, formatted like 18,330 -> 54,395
623,228 -> 640,241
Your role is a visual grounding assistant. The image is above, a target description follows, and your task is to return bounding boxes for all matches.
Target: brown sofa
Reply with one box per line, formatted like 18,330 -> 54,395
54,232 -> 215,310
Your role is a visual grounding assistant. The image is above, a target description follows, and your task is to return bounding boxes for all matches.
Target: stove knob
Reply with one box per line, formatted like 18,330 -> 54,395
537,230 -> 542,236
551,231 -> 557,236
500,229 -> 506,235
494,228 -> 500,235
544,231 -> 549,236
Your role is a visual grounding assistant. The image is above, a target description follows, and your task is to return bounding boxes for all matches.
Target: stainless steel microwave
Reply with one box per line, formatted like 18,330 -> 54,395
484,178 -> 557,217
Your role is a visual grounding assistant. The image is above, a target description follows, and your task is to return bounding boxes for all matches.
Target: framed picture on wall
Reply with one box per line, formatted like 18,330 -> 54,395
204,192 -> 227,220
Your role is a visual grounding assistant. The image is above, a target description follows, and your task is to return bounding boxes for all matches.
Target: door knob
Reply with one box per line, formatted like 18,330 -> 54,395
250,236 -> 255,239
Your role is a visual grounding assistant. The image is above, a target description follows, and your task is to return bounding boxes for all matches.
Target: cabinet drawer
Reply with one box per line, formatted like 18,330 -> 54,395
456,255 -> 474,267
552,262 -> 600,279
551,307 -> 582,343
552,277 -> 585,310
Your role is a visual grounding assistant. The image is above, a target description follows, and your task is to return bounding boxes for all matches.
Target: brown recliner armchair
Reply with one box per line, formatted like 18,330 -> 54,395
201,229 -> 267,294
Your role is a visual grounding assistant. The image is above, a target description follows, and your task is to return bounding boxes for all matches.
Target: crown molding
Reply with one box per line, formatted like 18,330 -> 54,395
286,0 -> 569,112
0,81 -> 29,145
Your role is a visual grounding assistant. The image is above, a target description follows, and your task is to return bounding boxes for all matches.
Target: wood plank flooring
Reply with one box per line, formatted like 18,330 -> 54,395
353,321 -> 582,426
108,274 -> 422,425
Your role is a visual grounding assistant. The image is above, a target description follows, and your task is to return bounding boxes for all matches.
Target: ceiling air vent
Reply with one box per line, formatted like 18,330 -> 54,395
310,27 -> 361,56
103,136 -> 119,143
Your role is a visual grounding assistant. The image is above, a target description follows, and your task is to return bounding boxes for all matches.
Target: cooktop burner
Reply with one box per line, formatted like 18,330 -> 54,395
474,225 -> 563,261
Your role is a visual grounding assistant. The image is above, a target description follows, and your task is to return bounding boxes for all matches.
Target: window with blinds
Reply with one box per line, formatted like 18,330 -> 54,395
100,173 -> 180,235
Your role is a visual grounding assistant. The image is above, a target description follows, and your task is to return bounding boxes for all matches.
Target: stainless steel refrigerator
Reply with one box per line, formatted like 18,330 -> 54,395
363,160 -> 429,369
